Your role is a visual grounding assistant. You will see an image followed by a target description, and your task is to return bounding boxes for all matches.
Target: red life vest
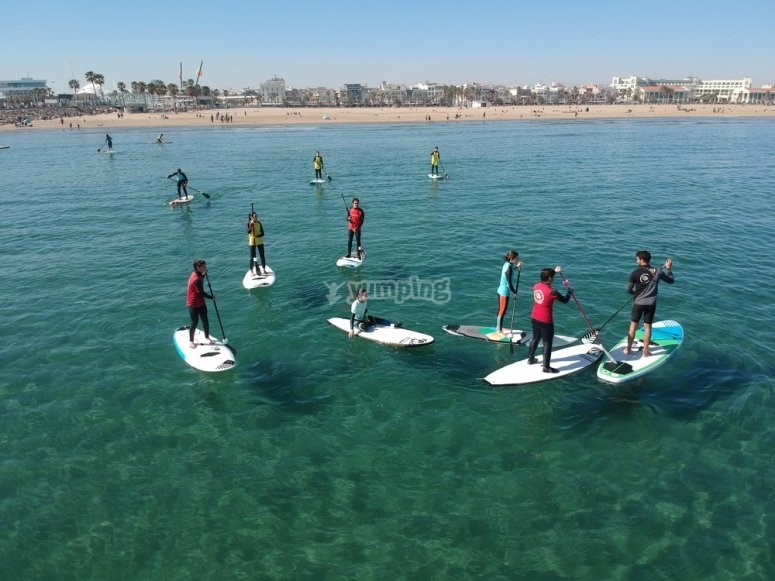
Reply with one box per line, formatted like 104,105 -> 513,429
348,207 -> 364,231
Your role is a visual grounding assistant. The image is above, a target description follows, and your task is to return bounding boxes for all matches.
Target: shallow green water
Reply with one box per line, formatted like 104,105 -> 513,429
1,117 -> 773,579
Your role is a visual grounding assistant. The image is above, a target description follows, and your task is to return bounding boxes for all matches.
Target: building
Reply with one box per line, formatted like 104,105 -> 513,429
260,77 -> 286,106
0,77 -> 48,97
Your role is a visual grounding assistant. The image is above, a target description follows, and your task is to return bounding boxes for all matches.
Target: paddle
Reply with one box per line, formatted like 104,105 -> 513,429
204,272 -> 235,353
556,268 -> 626,371
508,262 -> 523,355
185,185 -> 211,200
580,295 -> 634,344
97,137 -> 108,152
439,160 -> 449,179
323,169 -> 332,182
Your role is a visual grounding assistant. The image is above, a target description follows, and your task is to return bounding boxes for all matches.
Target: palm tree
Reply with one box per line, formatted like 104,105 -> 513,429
117,82 -> 127,108
85,71 -> 99,104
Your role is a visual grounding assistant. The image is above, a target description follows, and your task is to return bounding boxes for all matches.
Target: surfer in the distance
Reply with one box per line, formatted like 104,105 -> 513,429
167,168 -> 189,199
494,250 -> 523,337
346,197 -> 365,259
186,259 -> 216,349
625,251 -> 675,357
526,267 -> 573,373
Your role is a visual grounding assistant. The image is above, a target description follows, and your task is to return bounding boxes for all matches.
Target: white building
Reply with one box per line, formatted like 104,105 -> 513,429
260,77 -> 286,106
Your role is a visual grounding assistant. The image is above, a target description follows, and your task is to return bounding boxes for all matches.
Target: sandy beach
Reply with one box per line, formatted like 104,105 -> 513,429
2,103 -> 774,133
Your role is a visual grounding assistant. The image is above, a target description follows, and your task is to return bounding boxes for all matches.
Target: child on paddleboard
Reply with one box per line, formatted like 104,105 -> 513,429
494,250 -> 523,337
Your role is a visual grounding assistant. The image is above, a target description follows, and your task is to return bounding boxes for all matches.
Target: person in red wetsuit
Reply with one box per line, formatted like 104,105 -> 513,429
526,266 -> 573,373
346,197 -> 365,259
186,259 -> 216,348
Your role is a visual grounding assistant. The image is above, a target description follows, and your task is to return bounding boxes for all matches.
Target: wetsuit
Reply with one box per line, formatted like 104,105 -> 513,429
187,271 -> 213,343
347,206 -> 365,258
628,265 -> 674,324
527,280 -> 571,369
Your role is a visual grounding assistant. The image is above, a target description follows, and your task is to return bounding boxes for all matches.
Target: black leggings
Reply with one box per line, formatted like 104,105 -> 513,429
347,229 -> 362,255
250,244 -> 266,270
177,180 -> 188,197
188,305 -> 210,341
528,318 -> 555,367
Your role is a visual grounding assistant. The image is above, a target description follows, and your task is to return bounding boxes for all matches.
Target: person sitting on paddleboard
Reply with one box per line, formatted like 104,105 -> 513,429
167,168 -> 189,199
313,151 -> 324,180
495,250 -> 523,336
430,146 -> 440,175
526,266 -> 573,373
156,133 -> 164,144
625,250 -> 674,357
346,197 -> 365,259
349,288 -> 373,337
247,211 -> 267,276
187,259 -> 216,349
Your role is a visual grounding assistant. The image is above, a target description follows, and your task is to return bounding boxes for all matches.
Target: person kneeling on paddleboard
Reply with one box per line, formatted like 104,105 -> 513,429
526,267 -> 573,373
625,251 -> 674,357
187,259 -> 216,348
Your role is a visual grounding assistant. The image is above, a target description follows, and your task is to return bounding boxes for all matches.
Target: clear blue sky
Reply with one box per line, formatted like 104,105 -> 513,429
4,0 -> 773,92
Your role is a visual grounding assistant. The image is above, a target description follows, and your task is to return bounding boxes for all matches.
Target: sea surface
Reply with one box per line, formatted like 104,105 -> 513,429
1,116 -> 773,579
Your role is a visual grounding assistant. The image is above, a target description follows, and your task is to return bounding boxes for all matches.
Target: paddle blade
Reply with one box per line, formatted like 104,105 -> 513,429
201,192 -> 211,199
328,175 -> 332,182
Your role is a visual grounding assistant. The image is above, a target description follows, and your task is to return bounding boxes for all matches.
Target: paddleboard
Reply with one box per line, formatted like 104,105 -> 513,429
309,178 -> 327,185
173,326 -> 236,372
327,317 -> 434,347
443,324 -> 577,347
168,195 -> 195,206
596,320 -> 684,385
483,342 -> 605,386
242,266 -> 276,289
336,249 -> 366,268
154,141 -> 173,144
100,150 -> 116,154
0,145 -> 9,149
428,173 -> 446,180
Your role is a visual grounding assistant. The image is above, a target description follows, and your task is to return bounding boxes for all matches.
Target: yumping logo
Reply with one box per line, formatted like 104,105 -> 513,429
324,276 -> 451,306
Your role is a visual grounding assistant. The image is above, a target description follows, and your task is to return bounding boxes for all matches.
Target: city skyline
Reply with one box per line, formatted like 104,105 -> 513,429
5,0 -> 774,93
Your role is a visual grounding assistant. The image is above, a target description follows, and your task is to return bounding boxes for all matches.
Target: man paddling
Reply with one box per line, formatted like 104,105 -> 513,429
313,151 -> 324,180
186,259 -> 216,348
526,267 -> 573,373
167,168 -> 189,199
625,251 -> 675,357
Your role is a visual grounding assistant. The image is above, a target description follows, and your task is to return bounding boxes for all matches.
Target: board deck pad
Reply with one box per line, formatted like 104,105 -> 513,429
597,320 -> 683,385
242,266 -> 276,289
484,342 -> 604,386
169,195 -> 195,206
173,326 -> 236,372
327,317 -> 434,347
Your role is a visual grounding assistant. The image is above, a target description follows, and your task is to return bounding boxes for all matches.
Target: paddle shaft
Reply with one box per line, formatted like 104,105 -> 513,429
204,273 -> 228,345
509,265 -> 522,354
558,271 -> 617,363
97,137 -> 108,152
168,176 -> 211,199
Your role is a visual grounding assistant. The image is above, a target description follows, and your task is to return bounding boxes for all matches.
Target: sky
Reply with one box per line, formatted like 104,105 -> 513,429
4,0 -> 774,93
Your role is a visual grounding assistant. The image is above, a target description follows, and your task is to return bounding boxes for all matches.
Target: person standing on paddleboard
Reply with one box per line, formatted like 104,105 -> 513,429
346,197 -> 365,259
186,259 -> 216,349
430,146 -> 440,175
313,151 -> 324,180
105,134 -> 113,151
526,267 -> 573,373
167,168 -> 189,199
247,211 -> 267,276
625,251 -> 674,357
494,250 -> 523,336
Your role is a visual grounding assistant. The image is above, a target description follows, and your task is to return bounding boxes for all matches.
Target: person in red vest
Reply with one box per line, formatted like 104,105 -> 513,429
186,259 -> 216,348
526,266 -> 573,373
346,197 -> 365,259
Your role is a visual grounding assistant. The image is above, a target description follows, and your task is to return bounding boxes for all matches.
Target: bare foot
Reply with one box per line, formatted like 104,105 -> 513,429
189,342 -> 196,349
642,351 -> 651,358
623,347 -> 631,355
206,337 -> 216,345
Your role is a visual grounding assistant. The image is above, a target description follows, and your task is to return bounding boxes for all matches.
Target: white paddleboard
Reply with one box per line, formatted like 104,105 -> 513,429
597,320 -> 684,385
242,266 -> 276,289
0,145 -> 9,149
168,195 -> 195,206
443,324 -> 577,347
428,173 -> 446,180
483,342 -> 604,386
309,178 -> 327,185
173,326 -> 236,372
327,317 -> 434,347
100,150 -> 116,154
336,249 -> 366,268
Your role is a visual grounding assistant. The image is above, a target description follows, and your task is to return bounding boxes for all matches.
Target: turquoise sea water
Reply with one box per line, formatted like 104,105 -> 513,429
1,117 -> 774,579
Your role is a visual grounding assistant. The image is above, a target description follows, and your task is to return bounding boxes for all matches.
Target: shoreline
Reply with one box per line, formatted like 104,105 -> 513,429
2,103 -> 774,133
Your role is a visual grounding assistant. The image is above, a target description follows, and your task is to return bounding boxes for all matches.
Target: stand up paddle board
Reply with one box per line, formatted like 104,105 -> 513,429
596,320 -> 684,385
173,326 -> 236,372
242,266 -> 276,289
443,324 -> 577,347
309,178 -> 327,185
428,173 -> 446,180
336,249 -> 366,268
327,317 -> 434,347
483,342 -> 604,386
0,145 -> 9,149
168,195 -> 195,206
100,150 -> 117,154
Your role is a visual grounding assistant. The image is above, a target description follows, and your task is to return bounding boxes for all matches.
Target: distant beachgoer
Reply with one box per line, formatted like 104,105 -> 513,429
313,151 -> 324,180
167,168 -> 189,199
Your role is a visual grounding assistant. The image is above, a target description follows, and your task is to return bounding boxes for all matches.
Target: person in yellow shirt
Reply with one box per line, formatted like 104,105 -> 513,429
247,211 -> 266,276
430,146 -> 440,175
313,151 -> 324,180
